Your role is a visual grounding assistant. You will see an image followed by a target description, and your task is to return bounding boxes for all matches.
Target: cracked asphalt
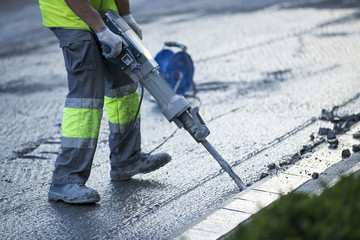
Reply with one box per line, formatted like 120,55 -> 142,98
1,0 -> 360,239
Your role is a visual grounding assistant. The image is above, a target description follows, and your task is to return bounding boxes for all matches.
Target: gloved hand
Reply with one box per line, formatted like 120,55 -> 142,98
96,27 -> 123,58
122,13 -> 143,39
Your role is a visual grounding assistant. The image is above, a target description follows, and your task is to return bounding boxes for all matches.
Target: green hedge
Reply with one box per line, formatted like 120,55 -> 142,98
225,173 -> 360,240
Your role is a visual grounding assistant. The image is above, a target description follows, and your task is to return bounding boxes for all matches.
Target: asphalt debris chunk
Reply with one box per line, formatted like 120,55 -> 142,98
327,138 -> 339,149
311,172 -> 319,179
320,109 -> 335,121
327,138 -> 339,145
317,110 -> 360,151
342,149 -> 351,158
353,131 -> 360,139
318,127 -> 331,135
260,172 -> 269,180
352,144 -> 360,152
327,130 -> 336,139
279,160 -> 292,167
310,134 -> 315,141
267,162 -> 276,170
329,144 -> 338,149
300,145 -> 312,155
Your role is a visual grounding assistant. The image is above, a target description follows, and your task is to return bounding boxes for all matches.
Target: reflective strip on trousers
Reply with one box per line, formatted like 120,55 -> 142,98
61,97 -> 103,146
105,83 -> 138,99
108,118 -> 140,134
105,89 -> 140,125
61,136 -> 98,149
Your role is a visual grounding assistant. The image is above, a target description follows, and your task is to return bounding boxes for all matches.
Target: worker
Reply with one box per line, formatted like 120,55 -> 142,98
39,0 -> 171,204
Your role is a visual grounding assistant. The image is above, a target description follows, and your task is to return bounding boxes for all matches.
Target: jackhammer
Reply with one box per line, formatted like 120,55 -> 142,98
101,10 -> 246,190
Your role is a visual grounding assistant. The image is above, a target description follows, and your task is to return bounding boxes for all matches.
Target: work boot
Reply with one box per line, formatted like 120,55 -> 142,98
48,183 -> 100,204
110,152 -> 171,181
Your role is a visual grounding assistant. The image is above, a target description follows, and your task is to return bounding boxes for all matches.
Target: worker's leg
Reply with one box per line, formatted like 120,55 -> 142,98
48,28 -> 104,204
103,58 -> 171,181
103,64 -> 141,166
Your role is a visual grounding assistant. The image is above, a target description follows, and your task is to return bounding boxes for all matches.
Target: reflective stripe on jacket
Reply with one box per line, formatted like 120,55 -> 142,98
39,0 -> 118,31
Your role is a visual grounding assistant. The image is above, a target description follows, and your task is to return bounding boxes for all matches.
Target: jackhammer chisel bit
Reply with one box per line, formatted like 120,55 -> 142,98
101,10 -> 247,191
201,140 -> 246,190
176,107 -> 246,190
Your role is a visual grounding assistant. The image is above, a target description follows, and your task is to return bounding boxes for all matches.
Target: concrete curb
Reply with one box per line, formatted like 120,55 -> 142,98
172,125 -> 360,240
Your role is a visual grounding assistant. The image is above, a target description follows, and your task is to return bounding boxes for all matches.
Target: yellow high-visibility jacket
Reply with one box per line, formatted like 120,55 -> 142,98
39,0 -> 118,31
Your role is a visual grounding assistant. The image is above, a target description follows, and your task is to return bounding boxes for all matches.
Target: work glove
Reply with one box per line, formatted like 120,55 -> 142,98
122,13 -> 143,39
96,27 -> 123,58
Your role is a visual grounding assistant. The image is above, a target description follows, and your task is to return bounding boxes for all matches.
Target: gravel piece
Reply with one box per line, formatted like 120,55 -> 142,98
267,162 -> 276,170
353,131 -> 360,139
327,130 -> 336,139
340,121 -> 350,130
327,138 -> 338,145
320,109 -> 334,121
260,172 -> 269,180
300,145 -> 312,155
352,144 -> 360,152
311,172 -> 319,179
332,116 -> 341,122
310,134 -> 315,141
342,149 -> 351,158
318,127 -> 331,135
329,144 -> 338,149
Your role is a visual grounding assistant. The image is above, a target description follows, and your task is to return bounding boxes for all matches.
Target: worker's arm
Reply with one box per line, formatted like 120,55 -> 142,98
115,0 -> 142,39
64,0 -> 105,32
115,0 -> 131,15
65,0 -> 123,58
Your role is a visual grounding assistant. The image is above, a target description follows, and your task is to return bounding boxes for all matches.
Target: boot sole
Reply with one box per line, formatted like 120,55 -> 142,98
48,191 -> 100,204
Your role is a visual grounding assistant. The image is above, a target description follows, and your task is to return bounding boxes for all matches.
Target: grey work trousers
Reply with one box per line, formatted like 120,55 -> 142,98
51,28 -> 141,185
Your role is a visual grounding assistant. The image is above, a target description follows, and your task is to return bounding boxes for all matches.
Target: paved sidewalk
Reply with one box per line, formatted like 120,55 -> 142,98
172,124 -> 360,239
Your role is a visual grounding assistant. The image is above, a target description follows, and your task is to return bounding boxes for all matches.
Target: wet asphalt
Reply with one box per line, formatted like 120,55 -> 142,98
1,0 -> 360,239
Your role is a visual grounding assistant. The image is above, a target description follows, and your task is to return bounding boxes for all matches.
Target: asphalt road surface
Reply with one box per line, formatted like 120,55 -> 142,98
1,0 -> 360,239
